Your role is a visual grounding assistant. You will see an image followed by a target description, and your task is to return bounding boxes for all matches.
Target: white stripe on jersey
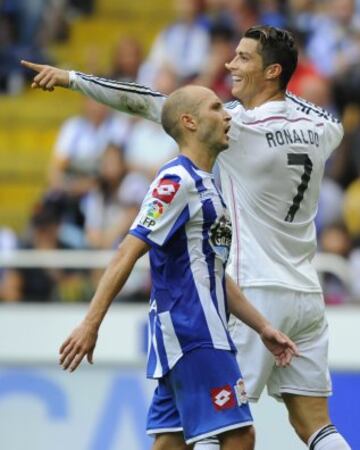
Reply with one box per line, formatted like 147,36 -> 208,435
150,321 -> 163,379
158,311 -> 183,369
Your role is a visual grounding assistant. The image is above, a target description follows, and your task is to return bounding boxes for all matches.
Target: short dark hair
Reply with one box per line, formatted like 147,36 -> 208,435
244,25 -> 298,90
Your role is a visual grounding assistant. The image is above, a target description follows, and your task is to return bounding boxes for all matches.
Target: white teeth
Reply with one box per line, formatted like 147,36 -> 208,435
232,76 -> 242,81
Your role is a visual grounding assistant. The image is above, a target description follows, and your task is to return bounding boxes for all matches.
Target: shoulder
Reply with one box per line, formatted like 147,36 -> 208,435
285,91 -> 341,124
224,99 -> 243,112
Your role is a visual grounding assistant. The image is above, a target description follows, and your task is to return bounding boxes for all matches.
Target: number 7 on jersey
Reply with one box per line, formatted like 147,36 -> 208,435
285,153 -> 313,222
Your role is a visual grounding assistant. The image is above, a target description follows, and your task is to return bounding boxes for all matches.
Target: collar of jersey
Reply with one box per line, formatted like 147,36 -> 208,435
178,154 -> 214,177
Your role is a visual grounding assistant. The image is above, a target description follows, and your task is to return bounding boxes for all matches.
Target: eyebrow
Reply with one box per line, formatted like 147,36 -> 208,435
237,50 -> 251,57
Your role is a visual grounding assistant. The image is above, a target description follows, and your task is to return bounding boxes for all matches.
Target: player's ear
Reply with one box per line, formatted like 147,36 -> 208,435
181,113 -> 197,131
265,63 -> 282,81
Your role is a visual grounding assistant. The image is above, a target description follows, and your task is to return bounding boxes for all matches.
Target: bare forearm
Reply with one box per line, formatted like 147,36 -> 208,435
83,235 -> 149,329
69,71 -> 165,123
226,275 -> 270,334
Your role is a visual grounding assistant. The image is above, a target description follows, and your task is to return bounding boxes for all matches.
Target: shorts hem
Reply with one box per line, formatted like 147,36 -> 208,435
185,420 -> 253,444
273,386 -> 332,400
146,427 -> 183,435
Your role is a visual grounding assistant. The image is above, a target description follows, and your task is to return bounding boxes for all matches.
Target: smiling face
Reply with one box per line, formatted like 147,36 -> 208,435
226,37 -> 269,105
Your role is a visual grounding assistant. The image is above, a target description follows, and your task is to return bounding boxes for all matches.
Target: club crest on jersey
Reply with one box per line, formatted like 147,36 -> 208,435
140,200 -> 164,228
152,178 -> 180,203
211,385 -> 236,411
234,378 -> 248,405
209,214 -> 232,261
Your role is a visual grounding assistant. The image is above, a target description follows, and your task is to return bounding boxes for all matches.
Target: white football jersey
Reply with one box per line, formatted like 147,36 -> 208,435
220,95 -> 343,292
70,73 -> 343,292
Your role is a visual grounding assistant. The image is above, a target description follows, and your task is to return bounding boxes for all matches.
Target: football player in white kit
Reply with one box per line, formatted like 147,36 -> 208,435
22,24 -> 351,450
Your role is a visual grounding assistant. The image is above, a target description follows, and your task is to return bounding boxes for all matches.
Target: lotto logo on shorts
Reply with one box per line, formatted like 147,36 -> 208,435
152,178 -> 180,203
211,385 -> 236,411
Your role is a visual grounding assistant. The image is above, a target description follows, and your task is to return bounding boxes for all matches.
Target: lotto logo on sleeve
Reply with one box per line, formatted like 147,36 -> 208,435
211,385 -> 236,411
152,178 -> 180,203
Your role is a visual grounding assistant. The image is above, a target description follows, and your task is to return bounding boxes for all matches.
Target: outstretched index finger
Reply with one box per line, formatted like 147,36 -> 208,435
21,60 -> 44,73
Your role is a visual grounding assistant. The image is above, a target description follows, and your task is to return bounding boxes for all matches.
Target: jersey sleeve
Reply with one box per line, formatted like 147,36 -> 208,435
69,71 -> 166,124
129,172 -> 189,248
322,119 -> 344,160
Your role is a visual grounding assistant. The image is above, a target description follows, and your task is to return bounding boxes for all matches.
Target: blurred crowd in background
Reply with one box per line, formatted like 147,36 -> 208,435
0,0 -> 360,305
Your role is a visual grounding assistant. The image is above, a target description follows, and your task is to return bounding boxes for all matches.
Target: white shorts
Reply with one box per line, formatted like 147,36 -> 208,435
229,286 -> 332,401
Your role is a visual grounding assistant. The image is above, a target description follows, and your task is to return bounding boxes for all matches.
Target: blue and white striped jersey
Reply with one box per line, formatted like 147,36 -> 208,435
129,155 -> 235,379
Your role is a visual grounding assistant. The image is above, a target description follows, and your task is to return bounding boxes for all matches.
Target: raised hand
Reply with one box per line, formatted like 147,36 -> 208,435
260,324 -> 299,368
59,322 -> 98,372
21,60 -> 70,91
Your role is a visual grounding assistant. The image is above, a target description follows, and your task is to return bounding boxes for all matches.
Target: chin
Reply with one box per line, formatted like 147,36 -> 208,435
231,86 -> 242,100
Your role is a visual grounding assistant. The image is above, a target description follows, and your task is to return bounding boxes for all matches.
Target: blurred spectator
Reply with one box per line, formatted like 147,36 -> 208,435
0,227 -> 18,295
125,66 -> 179,179
259,0 -> 287,28
343,178 -> 360,240
319,223 -> 354,305
306,0 -> 360,77
202,0 -> 237,32
0,0 -> 62,94
0,204 -> 94,303
287,30 -> 322,96
141,0 -> 210,85
0,205 -> 65,302
226,0 -> 260,34
287,0 -> 317,37
194,23 -> 236,102
0,226 -> 17,252
46,97 -> 131,248
316,177 -> 345,235
328,105 -> 360,188
83,143 -> 149,249
110,36 -> 144,83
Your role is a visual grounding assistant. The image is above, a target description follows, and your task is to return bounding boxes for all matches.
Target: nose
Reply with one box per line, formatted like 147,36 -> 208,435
224,112 -> 231,123
225,57 -> 235,72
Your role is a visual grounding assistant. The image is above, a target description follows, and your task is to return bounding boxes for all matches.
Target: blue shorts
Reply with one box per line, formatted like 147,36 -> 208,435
146,348 -> 253,444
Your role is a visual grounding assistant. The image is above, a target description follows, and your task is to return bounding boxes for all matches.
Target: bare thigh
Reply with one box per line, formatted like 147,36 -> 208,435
152,432 -> 193,450
218,425 -> 255,450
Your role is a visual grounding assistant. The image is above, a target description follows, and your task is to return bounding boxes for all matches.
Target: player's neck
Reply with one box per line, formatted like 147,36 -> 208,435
241,89 -> 285,110
180,146 -> 216,173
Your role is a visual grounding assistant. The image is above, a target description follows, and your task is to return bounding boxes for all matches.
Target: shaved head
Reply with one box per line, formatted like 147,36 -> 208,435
161,85 -> 215,144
